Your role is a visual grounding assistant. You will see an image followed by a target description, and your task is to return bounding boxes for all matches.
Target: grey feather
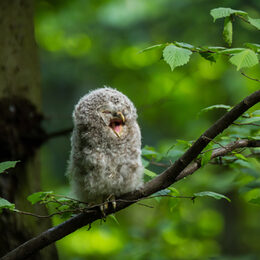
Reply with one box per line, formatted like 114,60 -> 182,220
67,87 -> 143,203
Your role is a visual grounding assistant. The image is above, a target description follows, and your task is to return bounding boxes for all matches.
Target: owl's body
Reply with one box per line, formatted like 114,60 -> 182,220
67,87 -> 143,203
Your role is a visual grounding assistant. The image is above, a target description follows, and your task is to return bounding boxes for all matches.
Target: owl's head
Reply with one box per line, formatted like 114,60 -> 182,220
73,87 -> 138,140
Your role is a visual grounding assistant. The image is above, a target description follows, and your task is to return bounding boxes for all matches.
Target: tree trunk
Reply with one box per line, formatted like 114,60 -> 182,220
0,0 -> 58,259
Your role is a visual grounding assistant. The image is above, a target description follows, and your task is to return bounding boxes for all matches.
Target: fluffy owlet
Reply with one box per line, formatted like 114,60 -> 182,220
67,87 -> 143,206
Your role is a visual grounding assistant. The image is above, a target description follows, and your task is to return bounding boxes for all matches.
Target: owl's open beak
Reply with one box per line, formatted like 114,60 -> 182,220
109,112 -> 125,138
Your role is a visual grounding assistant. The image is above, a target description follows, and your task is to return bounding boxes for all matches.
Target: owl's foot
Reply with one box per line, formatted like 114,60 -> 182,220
100,195 -> 116,216
107,194 -> 116,210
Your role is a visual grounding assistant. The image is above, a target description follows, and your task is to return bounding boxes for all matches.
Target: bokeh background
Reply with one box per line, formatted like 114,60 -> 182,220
35,0 -> 260,259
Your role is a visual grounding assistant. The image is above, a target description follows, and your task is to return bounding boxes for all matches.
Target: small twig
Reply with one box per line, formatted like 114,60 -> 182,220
241,72 -> 260,83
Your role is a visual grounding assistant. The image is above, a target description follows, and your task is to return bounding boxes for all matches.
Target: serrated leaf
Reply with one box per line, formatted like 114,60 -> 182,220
248,197 -> 260,206
163,45 -> 192,71
229,49 -> 259,70
201,143 -> 213,166
194,191 -> 231,202
248,17 -> 260,30
0,198 -> 15,211
0,161 -> 20,174
27,191 -> 53,205
139,44 -> 165,53
223,16 -> 233,46
144,169 -> 157,179
210,7 -> 247,22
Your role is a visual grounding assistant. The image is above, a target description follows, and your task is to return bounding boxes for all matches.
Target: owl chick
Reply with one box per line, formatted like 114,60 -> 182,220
67,87 -> 143,209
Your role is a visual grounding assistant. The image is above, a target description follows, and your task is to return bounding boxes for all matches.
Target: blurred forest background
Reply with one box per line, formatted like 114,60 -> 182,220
33,0 -> 260,259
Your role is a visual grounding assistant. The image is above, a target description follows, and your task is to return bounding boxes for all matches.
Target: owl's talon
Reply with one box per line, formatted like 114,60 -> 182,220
100,204 -> 106,217
112,200 -> 116,210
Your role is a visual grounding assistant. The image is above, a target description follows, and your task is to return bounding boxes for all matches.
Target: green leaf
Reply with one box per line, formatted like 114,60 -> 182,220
201,143 -> 213,166
244,43 -> 260,53
219,48 -> 246,54
27,191 -> 53,205
207,46 -> 226,51
142,146 -> 158,159
252,110 -> 260,116
199,104 -> 231,117
223,16 -> 233,46
248,197 -> 260,206
0,161 -> 20,174
141,158 -> 149,168
174,41 -> 194,49
199,52 -> 218,62
229,49 -> 259,70
163,45 -> 192,71
233,153 -> 248,161
144,169 -> 157,179
139,44 -> 166,53
194,191 -> 231,202
248,17 -> 260,30
238,117 -> 260,124
0,198 -> 15,212
210,7 -> 247,22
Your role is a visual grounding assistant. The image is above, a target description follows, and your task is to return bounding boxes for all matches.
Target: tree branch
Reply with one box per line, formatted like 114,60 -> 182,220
2,90 -> 260,260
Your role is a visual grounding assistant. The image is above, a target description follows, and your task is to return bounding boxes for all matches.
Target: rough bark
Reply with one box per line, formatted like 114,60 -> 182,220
0,1 -> 57,259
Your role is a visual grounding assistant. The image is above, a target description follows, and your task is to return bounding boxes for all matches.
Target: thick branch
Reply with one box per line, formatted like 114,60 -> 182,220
2,90 -> 260,260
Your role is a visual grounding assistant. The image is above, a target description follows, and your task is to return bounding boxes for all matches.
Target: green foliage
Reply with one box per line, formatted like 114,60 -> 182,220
249,197 -> 260,206
201,143 -> 213,166
0,161 -> 20,174
163,45 -> 192,71
194,191 -> 231,202
0,198 -> 15,212
142,7 -> 260,71
27,191 -> 54,205
229,49 -> 259,70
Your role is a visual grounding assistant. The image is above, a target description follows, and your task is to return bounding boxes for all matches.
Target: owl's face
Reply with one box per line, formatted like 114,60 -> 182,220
73,87 -> 138,141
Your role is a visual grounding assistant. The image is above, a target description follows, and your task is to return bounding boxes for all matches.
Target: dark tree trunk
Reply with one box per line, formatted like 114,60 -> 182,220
0,0 -> 58,259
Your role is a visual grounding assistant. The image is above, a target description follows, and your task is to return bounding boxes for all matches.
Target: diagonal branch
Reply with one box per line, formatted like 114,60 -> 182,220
2,90 -> 260,260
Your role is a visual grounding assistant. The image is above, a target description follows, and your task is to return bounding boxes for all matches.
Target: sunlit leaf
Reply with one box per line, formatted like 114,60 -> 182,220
201,143 -> 213,166
233,153 -> 247,161
27,191 -> 53,205
210,7 -> 247,22
163,45 -> 192,71
144,169 -> 157,179
248,17 -> 260,30
0,161 -> 20,174
229,49 -> 259,70
194,191 -> 231,202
